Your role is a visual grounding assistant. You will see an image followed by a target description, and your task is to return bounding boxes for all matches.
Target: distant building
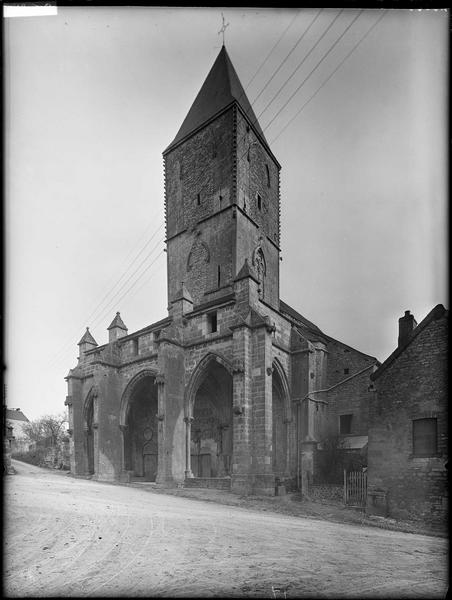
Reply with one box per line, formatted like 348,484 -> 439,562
5,408 -> 30,454
367,305 -> 448,527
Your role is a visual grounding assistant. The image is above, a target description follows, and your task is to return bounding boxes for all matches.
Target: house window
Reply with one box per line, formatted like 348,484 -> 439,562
197,193 -> 201,206
257,193 -> 262,210
340,414 -> 353,435
208,312 -> 217,333
344,368 -> 349,375
217,265 -> 221,288
132,339 -> 139,356
413,418 -> 437,456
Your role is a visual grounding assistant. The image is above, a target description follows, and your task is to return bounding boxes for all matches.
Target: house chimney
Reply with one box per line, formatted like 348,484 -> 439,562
398,310 -> 417,348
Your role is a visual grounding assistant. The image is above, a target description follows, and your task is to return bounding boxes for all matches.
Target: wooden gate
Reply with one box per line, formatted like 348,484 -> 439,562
344,469 -> 367,507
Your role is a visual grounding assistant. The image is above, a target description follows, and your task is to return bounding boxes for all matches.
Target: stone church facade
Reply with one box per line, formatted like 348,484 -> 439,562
65,47 -> 377,495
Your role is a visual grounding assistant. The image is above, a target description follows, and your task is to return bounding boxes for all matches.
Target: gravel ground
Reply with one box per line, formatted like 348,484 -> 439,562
5,461 -> 448,598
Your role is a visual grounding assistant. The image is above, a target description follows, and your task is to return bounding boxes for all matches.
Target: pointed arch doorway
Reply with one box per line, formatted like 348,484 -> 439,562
121,373 -> 159,481
186,355 -> 233,479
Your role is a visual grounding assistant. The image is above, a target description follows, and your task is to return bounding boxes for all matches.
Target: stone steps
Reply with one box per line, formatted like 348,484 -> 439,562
184,477 -> 232,491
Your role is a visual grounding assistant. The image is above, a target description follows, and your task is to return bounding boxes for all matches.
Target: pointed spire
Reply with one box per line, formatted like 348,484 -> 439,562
164,46 -> 268,153
77,327 -> 98,347
107,312 -> 128,343
107,312 -> 127,331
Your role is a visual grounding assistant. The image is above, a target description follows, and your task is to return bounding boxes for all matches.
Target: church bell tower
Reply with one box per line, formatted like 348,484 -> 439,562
163,46 -> 281,311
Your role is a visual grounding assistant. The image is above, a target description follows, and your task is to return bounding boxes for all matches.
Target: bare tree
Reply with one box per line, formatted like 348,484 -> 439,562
22,412 -> 67,447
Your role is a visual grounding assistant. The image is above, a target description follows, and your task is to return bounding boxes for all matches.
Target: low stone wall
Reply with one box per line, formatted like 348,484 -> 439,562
308,483 -> 343,503
184,477 -> 232,491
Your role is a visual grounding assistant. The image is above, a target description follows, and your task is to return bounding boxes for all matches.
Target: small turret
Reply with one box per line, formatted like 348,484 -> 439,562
107,312 -> 128,343
77,327 -> 98,361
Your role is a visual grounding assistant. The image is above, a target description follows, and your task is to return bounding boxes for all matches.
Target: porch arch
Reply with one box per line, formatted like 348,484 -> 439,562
184,352 -> 234,478
119,368 -> 159,428
83,387 -> 97,476
184,352 -> 234,418
120,369 -> 159,481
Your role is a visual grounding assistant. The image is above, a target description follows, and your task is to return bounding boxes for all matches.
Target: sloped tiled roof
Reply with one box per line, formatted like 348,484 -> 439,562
279,300 -> 323,334
165,46 -> 268,154
371,304 -> 448,381
77,327 -> 98,346
107,312 -> 128,331
5,408 -> 29,422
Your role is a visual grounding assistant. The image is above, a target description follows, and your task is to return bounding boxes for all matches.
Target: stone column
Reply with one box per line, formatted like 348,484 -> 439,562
283,417 -> 292,478
184,416 -> 194,478
155,374 -> 166,484
92,422 -> 99,477
83,424 -> 90,476
119,424 -> 128,475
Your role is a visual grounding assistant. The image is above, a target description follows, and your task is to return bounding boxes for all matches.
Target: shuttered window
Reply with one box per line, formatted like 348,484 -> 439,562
413,418 -> 437,456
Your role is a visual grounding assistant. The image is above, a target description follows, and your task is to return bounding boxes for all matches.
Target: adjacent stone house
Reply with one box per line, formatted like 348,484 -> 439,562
367,305 -> 448,526
65,46 -> 377,495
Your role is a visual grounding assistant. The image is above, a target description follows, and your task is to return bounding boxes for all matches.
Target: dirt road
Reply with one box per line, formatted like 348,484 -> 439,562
5,461 -> 448,598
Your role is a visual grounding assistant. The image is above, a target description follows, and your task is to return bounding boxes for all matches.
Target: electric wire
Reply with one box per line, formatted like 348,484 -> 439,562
236,10 -> 362,165
51,248 -> 166,371
270,11 -> 387,144
250,8 -> 323,107
263,9 -> 364,132
48,219 -> 164,367
256,9 -> 344,120
87,249 -> 165,334
48,225 -> 164,369
82,222 -> 164,328
244,9 -> 302,89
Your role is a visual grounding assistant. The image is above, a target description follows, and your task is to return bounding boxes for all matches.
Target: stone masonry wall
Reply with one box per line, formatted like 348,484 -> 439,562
367,314 -> 448,526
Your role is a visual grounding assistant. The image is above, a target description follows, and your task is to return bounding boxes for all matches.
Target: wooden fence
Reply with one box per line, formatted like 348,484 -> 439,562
344,469 -> 367,507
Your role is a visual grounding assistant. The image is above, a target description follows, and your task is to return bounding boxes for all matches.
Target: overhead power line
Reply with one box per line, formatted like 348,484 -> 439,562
271,10 -> 387,144
263,9 -> 364,132
244,9 -> 301,89
48,219 -> 164,366
257,9 -> 344,120
51,249 -> 166,372
86,248 -> 165,334
251,8 -> 323,108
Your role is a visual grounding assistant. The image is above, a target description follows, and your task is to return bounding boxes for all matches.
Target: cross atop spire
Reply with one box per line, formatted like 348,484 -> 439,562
218,12 -> 229,47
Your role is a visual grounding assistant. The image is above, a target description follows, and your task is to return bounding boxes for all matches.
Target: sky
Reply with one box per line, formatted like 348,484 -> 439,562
4,7 -> 448,421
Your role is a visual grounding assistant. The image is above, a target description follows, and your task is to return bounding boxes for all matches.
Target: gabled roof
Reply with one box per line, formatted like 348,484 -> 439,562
5,408 -> 29,422
164,46 -> 268,154
107,312 -> 128,331
371,304 -> 448,381
77,327 -> 98,346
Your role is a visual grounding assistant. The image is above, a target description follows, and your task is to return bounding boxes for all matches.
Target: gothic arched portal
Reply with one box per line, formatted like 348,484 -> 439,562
122,374 -> 158,481
187,356 -> 233,478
